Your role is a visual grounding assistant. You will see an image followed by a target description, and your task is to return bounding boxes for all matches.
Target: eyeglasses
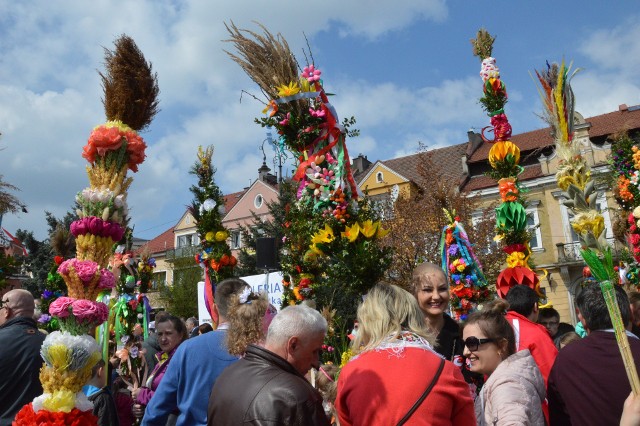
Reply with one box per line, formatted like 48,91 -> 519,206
463,336 -> 495,351
0,299 -> 8,311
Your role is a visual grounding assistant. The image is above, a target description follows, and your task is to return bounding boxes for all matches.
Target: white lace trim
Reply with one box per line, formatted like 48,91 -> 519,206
371,332 -> 442,359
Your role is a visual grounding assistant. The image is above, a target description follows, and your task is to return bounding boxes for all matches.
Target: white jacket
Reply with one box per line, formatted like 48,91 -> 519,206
475,349 -> 546,426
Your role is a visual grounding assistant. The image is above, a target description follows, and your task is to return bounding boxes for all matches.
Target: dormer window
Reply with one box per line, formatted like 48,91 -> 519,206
254,194 -> 264,209
376,172 -> 384,183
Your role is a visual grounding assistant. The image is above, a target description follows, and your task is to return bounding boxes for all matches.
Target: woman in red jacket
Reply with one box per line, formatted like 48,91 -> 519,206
336,283 -> 476,426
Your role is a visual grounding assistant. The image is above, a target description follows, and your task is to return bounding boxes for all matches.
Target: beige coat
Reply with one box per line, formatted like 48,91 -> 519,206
475,349 -> 546,426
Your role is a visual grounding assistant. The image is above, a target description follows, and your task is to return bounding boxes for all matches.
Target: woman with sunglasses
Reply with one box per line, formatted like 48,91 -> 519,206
336,283 -> 475,426
462,298 -> 545,425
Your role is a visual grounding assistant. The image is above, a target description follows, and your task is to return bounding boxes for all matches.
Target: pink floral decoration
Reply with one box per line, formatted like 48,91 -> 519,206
70,217 -> 125,240
302,65 -> 322,83
99,268 -> 116,289
72,299 -> 109,323
49,297 -> 75,318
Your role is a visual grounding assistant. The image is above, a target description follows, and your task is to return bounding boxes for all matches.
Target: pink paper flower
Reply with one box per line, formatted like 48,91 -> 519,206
99,268 -> 116,289
72,299 -> 109,323
309,107 -> 325,118
302,65 -> 321,83
49,297 -> 75,318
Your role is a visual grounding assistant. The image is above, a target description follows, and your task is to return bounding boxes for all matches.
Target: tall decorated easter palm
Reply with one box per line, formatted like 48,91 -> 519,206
14,34 -> 159,425
225,22 -> 391,327
190,145 -> 236,326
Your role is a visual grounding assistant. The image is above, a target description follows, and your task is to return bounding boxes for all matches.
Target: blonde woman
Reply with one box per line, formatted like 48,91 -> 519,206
336,283 -> 475,426
226,287 -> 277,356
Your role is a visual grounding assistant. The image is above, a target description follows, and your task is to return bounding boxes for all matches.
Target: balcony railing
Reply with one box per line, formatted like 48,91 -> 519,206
166,245 -> 199,260
556,238 -> 626,264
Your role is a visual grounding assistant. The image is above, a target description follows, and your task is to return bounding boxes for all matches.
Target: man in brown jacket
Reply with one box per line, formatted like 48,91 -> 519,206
208,305 -> 329,426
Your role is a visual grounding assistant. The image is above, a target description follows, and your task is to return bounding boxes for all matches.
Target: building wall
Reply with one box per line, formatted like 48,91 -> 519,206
359,163 -> 411,197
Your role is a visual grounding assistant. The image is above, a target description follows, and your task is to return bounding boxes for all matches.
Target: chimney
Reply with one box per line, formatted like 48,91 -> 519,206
352,154 -> 371,174
258,161 -> 271,182
620,104 -> 629,112
466,130 -> 484,157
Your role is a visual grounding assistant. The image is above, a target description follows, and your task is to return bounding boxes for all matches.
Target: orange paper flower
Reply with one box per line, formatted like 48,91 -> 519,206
498,177 -> 519,202
489,140 -> 520,168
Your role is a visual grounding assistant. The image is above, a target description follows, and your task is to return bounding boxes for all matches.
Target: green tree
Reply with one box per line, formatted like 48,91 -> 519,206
159,257 -> 201,318
0,250 -> 19,291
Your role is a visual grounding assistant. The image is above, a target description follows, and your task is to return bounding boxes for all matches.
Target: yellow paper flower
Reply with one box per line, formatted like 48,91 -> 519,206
47,344 -> 71,369
311,224 -> 335,245
276,81 -> 301,98
342,223 -> 360,242
489,141 -> 520,168
571,211 -> 604,238
43,389 -> 76,413
359,220 -> 378,238
506,251 -> 526,268
205,231 -> 215,242
375,224 -> 390,239
556,174 -> 577,191
299,78 -> 312,93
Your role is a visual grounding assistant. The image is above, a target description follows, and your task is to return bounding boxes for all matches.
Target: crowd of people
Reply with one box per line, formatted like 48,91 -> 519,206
3,265 -> 640,425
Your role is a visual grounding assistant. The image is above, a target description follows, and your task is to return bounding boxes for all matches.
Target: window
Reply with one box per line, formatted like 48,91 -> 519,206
376,172 -> 384,183
254,194 -> 264,209
151,271 -> 166,291
230,231 -> 242,249
176,233 -> 198,248
526,206 -> 543,250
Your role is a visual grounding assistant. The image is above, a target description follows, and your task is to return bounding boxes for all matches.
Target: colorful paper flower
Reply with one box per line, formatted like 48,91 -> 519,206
359,220 -> 378,239
302,65 -> 322,82
498,177 -> 519,202
488,140 -> 520,168
506,251 -> 526,268
341,223 -> 360,243
276,81 -> 301,97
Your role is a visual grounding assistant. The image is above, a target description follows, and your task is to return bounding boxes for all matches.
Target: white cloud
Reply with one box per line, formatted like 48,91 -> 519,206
1,1 -> 636,244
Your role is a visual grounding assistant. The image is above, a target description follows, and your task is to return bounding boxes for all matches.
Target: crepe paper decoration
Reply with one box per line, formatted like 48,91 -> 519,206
496,202 -> 528,233
19,35 -> 160,421
488,141 -> 520,169
226,22 -> 392,310
471,29 -> 536,299
582,247 -> 640,395
496,266 -> 540,299
440,209 -> 490,321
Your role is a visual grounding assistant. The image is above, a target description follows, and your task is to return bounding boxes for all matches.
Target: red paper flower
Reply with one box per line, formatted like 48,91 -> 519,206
496,266 -> 539,299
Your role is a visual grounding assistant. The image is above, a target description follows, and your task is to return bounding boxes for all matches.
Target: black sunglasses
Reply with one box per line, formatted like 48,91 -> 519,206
463,336 -> 495,351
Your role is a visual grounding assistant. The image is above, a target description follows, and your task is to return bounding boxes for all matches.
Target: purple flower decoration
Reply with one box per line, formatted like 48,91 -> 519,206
130,346 -> 139,359
448,244 -> 459,256
38,314 -> 51,323
42,289 -> 54,299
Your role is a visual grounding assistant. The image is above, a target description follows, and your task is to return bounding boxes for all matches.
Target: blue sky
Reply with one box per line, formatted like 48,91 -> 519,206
1,1 -> 639,241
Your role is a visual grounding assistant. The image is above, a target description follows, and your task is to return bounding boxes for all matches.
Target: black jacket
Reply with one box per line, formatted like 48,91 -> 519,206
0,317 -> 46,426
208,344 -> 329,426
88,387 -> 120,426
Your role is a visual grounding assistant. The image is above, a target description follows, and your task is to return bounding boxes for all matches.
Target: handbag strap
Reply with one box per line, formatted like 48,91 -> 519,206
397,358 -> 446,426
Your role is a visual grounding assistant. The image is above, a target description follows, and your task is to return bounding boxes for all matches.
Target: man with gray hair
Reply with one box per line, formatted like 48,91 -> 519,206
0,289 -> 46,425
208,304 -> 330,425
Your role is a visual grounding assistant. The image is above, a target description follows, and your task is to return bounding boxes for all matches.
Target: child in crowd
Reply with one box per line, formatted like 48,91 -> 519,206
83,359 -> 120,426
315,364 -> 340,425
